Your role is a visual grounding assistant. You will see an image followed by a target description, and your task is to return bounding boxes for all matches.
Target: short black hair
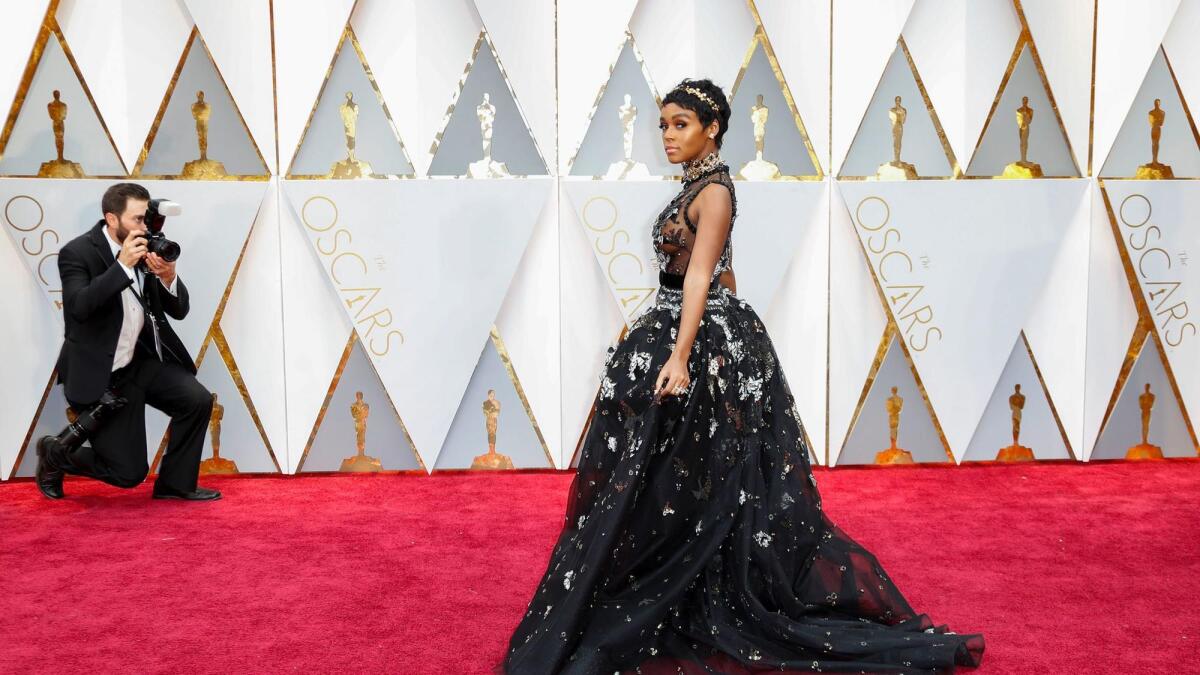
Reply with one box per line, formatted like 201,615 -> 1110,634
662,78 -> 732,148
101,182 -> 150,218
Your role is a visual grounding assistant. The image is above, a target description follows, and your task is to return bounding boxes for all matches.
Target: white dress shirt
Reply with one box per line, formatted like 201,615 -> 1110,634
104,230 -> 178,370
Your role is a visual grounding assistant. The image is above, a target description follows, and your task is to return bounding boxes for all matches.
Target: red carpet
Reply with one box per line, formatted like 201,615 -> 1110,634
0,461 -> 1196,674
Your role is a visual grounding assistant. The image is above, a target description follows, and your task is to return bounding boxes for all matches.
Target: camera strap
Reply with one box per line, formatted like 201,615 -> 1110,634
130,269 -> 163,361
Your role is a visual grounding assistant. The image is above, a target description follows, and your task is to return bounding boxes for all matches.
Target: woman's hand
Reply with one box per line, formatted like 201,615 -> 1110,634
654,355 -> 690,401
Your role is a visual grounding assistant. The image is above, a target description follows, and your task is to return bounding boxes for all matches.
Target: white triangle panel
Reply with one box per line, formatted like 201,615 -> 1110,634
557,1 -> 640,175
282,179 -> 551,470
902,0 -> 966,171
1093,0 -> 1181,173
838,179 -> 1087,456
494,188 -> 562,466
831,0 -> 915,176
1021,0 -> 1094,173
473,0 -> 557,172
962,0 -> 1023,168
220,180 -> 287,465
1163,0 -> 1200,122
828,183 -> 889,466
273,0 -> 356,173
755,0 -> 831,169
182,0 -> 277,173
0,1 -> 51,130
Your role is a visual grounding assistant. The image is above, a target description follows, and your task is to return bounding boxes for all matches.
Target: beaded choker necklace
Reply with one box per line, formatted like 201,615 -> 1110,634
681,151 -> 724,182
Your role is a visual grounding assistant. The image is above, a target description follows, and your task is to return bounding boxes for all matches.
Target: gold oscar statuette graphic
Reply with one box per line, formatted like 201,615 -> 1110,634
468,93 -> 512,178
37,90 -> 84,178
1135,98 -> 1174,179
875,386 -> 915,464
340,391 -> 383,472
180,90 -> 229,179
471,389 -> 514,470
199,393 -> 238,475
1002,96 -> 1043,179
328,91 -> 374,179
875,95 -> 917,180
738,94 -> 782,181
604,94 -> 650,179
1126,383 -> 1165,460
996,384 -> 1034,462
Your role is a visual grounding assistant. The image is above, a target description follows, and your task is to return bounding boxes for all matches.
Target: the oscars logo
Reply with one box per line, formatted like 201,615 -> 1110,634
181,90 -> 228,179
875,386 -> 915,464
37,90 -> 84,178
737,94 -> 782,181
199,393 -> 238,475
1002,96 -> 1043,179
1126,383 -> 1165,460
604,94 -> 650,179
471,389 -> 514,470
328,92 -> 373,179
875,96 -> 917,180
1135,99 -> 1174,179
467,93 -> 511,178
340,391 -> 383,471
996,384 -> 1034,462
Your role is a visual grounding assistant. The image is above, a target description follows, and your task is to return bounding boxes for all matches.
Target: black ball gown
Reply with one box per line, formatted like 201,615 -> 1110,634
502,152 -> 984,674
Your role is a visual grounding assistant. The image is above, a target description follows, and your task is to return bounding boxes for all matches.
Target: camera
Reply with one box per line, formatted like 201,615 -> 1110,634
142,198 -> 182,264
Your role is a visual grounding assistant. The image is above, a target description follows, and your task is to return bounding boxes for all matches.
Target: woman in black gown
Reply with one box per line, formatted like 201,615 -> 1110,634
502,79 -> 984,674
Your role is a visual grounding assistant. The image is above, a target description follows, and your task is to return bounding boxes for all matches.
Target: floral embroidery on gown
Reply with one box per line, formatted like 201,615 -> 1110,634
502,153 -> 984,674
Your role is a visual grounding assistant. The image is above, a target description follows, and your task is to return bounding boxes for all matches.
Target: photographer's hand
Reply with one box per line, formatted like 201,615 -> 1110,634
117,229 -> 147,269
145,253 -> 176,290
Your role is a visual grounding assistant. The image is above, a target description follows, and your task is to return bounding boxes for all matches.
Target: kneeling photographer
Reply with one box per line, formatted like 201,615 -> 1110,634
36,182 -> 219,501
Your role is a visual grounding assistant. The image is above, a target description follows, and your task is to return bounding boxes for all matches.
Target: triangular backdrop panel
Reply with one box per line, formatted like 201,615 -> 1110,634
1091,339 -> 1193,460
12,378 -> 69,478
569,37 -> 675,177
289,28 -> 413,178
723,37 -> 819,178
840,41 -> 954,178
961,334 -> 1072,461
434,331 -> 552,470
428,33 -> 547,177
193,339 -> 280,474
281,179 -> 548,469
837,332 -> 946,465
299,338 -> 422,472
561,181 -> 677,324
1105,179 -> 1200,420
1101,48 -> 1200,178
0,30 -> 124,177
967,42 -> 1078,177
837,180 -> 1086,455
728,181 -> 825,311
138,31 -> 268,177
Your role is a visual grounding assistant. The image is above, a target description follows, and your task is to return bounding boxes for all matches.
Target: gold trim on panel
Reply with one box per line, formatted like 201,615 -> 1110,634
563,30 -> 674,178
425,28 -> 549,178
834,36 -> 960,180
740,0 -> 824,178
132,27 -> 270,180
1093,319 -> 1150,444
8,368 -> 58,479
488,325 -> 555,468
1086,0 -> 1097,176
285,22 -> 416,179
837,322 -> 895,463
1019,330 -> 1078,461
293,330 -> 428,473
0,2 -> 128,177
1160,47 -> 1200,161
210,327 -> 283,472
1096,181 -> 1199,453
966,1 -> 1081,178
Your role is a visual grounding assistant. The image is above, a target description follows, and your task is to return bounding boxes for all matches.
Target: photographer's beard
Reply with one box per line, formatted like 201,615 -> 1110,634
105,199 -> 148,244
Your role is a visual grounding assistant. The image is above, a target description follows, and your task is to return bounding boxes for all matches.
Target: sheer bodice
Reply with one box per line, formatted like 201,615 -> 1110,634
652,158 -> 736,283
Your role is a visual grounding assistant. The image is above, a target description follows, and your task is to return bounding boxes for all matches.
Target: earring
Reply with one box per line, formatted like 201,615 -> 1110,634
708,133 -> 715,139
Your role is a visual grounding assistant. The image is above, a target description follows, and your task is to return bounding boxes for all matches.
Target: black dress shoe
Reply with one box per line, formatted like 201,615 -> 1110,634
35,436 -> 65,500
152,486 -> 222,501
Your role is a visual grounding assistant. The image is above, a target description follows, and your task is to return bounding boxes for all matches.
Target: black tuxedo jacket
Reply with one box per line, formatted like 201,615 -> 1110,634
56,220 -> 195,405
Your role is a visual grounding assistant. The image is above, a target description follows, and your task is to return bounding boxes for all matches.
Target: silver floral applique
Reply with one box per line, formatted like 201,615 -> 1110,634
627,351 -> 652,381
599,376 -> 615,400
563,570 -> 575,590
607,436 -> 618,453
738,374 -> 764,402
753,530 -> 772,547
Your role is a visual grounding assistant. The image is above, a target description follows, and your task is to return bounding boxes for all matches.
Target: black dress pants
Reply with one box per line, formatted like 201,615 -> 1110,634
64,350 -> 212,493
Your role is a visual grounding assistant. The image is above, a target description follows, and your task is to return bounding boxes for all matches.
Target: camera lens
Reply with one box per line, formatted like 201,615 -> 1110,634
147,235 -> 181,262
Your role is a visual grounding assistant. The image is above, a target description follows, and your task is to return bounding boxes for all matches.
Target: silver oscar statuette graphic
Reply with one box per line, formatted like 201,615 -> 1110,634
605,94 -> 650,179
468,92 -> 512,178
738,94 -> 782,181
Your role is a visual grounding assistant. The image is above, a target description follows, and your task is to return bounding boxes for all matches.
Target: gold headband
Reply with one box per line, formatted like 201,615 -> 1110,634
677,86 -> 719,113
